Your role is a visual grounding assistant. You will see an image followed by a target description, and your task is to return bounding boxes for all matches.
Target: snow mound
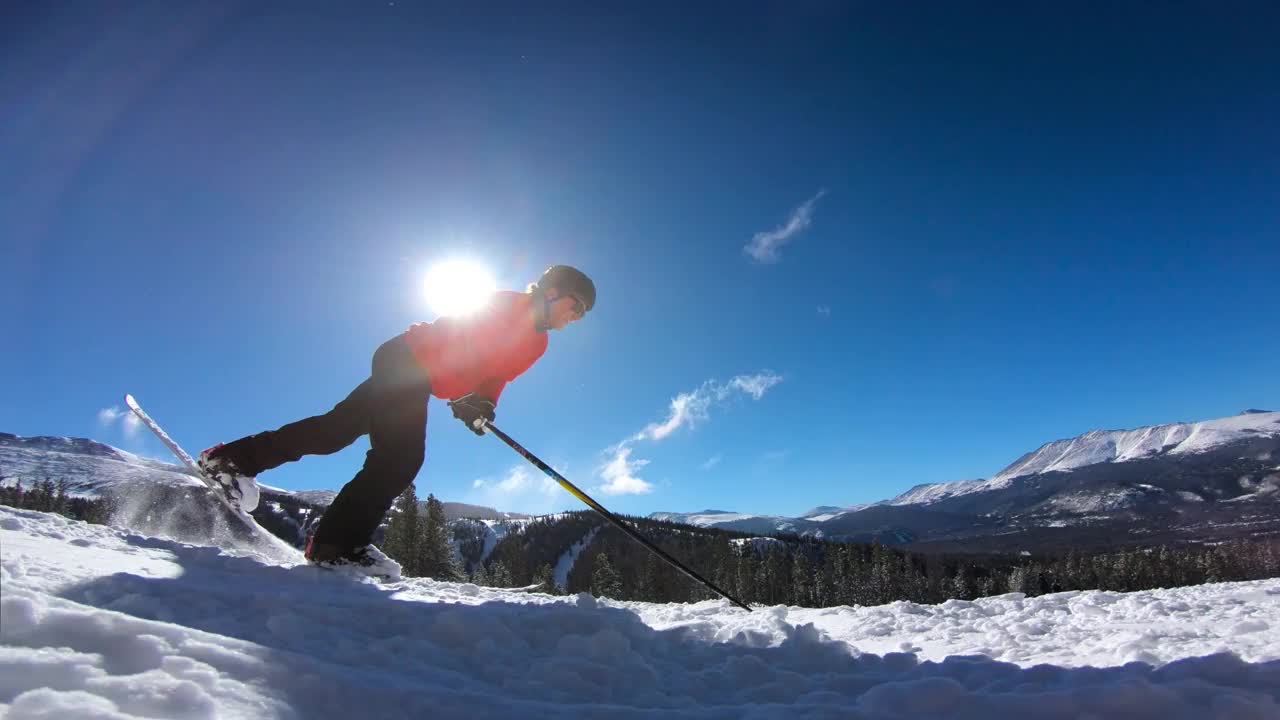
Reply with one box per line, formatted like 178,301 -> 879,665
3,507 -> 1279,719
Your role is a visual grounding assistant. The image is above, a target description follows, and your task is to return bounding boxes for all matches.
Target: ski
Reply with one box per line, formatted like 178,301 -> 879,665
123,393 -> 266,538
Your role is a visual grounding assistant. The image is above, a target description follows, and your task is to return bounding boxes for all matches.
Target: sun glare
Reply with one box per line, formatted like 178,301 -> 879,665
424,259 -> 497,317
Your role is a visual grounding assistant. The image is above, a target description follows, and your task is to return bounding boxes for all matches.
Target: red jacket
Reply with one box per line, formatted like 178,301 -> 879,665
404,290 -> 548,404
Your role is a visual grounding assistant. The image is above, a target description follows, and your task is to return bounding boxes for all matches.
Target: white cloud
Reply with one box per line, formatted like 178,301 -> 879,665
700,454 -> 722,471
634,372 -> 783,442
97,406 -> 141,438
817,305 -> 831,317
496,465 -> 558,495
598,371 -> 783,495
597,445 -> 654,496
744,189 -> 826,264
726,372 -> 783,401
635,389 -> 713,441
469,465 -> 562,512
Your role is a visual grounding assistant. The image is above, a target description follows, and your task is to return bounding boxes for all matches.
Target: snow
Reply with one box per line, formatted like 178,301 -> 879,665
649,510 -> 763,526
0,435 -> 201,499
476,519 -> 505,564
553,526 -> 600,589
469,515 -> 575,569
1043,489 -> 1143,514
802,504 -> 872,522
993,411 -> 1280,483
886,478 -> 988,506
730,537 -> 786,553
887,411 -> 1280,507
254,483 -> 337,507
646,510 -> 817,536
3,507 -> 1279,718
803,505 -> 871,522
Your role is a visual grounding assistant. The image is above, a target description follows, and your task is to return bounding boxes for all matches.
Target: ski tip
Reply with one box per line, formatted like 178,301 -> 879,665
124,393 -> 139,410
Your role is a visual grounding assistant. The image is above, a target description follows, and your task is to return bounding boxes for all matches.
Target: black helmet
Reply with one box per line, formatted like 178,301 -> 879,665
536,265 -> 595,312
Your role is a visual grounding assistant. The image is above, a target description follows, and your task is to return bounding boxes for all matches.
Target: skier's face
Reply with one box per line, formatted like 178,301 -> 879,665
545,290 -> 586,330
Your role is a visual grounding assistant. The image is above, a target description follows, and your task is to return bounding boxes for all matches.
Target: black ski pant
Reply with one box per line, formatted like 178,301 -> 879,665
219,333 -> 431,551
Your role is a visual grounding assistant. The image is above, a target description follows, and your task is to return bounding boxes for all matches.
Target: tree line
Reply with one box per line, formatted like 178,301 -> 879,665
377,484 -> 574,593
0,476 -> 113,524
439,509 -> 1280,607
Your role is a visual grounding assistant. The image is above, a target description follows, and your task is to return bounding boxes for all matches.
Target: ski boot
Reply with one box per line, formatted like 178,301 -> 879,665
197,443 -> 261,513
305,538 -> 403,580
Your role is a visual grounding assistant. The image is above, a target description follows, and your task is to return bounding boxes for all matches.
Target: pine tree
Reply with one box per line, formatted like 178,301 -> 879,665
816,548 -> 839,607
634,551 -> 662,602
54,479 -> 70,517
977,573 -> 997,599
847,547 -> 875,607
418,494 -> 461,580
736,550 -> 759,605
792,552 -> 813,607
869,543 -> 896,605
951,564 -> 975,600
533,563 -> 557,595
591,552 -> 622,598
471,564 -> 490,586
382,484 -> 421,575
1200,548 -> 1227,584
714,554 -> 736,602
900,553 -> 927,603
1261,540 -> 1279,577
490,560 -> 512,587
763,546 -> 788,605
31,478 -> 55,512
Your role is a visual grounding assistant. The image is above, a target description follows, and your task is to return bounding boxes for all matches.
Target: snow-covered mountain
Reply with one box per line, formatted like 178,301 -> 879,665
647,509 -> 816,535
0,432 -> 204,497
889,409 -> 1280,506
650,410 -> 1280,551
443,501 -> 531,522
660,505 -> 879,527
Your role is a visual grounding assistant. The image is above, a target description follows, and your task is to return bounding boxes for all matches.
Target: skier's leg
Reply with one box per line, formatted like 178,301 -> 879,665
215,358 -> 382,475
309,335 -> 430,551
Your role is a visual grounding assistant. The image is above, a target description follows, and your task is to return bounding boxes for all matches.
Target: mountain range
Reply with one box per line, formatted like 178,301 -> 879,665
3,409 -> 1278,553
650,410 -> 1280,551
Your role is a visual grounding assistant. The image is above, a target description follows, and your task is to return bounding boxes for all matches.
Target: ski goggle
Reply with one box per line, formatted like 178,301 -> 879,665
566,295 -> 586,317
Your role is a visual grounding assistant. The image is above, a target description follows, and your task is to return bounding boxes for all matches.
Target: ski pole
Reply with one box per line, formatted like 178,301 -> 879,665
480,420 -> 752,612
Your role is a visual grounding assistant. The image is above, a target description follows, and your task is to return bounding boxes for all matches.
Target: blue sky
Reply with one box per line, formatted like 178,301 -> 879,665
2,3 -> 1277,518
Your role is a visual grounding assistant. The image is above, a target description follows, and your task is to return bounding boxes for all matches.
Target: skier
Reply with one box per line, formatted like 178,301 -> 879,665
196,265 -> 595,575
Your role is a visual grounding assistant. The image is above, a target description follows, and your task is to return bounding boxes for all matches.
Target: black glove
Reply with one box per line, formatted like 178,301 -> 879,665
449,394 -> 495,435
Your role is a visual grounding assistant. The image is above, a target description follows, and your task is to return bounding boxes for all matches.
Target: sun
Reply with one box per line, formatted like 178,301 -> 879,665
423,259 -> 497,317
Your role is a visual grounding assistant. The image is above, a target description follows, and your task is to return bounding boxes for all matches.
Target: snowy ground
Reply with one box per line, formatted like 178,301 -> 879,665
2,507 -> 1278,719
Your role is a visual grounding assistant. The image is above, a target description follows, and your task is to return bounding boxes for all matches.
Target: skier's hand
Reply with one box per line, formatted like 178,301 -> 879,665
449,394 -> 495,435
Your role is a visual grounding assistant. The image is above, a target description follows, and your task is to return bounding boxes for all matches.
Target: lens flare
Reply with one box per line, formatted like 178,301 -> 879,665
424,259 -> 497,317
